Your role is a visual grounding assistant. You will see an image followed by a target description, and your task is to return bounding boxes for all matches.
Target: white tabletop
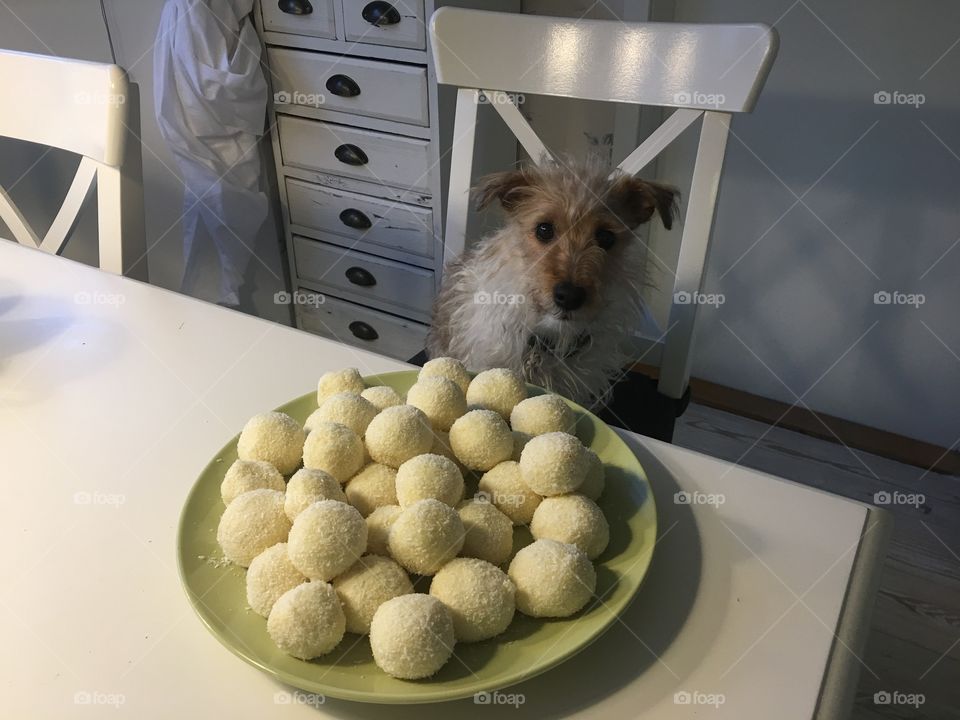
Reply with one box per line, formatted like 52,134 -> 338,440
0,243 -> 889,719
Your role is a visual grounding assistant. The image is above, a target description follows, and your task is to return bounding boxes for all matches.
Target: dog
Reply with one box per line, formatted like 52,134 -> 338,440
427,160 -> 679,408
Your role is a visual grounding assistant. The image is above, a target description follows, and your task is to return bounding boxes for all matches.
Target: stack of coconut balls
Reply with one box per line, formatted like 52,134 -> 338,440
215,359 -> 611,680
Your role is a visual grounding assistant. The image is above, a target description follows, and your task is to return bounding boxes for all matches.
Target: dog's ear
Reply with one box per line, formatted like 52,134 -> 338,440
609,176 -> 680,230
473,170 -> 533,212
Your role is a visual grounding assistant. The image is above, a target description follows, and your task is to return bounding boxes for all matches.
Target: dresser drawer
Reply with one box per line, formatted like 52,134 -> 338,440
268,48 -> 429,126
260,0 -> 336,38
342,0 -> 426,50
294,235 -> 434,316
298,290 -> 429,361
278,116 -> 431,193
286,178 -> 434,259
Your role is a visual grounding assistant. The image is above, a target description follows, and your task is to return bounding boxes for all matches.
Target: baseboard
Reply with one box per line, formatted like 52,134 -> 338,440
631,364 -> 960,476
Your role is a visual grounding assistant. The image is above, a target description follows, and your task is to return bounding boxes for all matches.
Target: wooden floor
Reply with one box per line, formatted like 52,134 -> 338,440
674,404 -> 960,719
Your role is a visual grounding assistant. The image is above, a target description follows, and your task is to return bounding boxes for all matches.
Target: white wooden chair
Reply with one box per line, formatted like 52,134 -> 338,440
430,9 -> 777,438
0,50 -> 147,279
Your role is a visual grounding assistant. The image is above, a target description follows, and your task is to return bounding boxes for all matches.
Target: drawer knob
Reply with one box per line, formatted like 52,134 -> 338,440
349,321 -> 379,341
278,0 -> 312,15
334,144 -> 369,166
339,208 -> 372,230
325,74 -> 361,98
345,266 -> 377,287
362,1 -> 401,26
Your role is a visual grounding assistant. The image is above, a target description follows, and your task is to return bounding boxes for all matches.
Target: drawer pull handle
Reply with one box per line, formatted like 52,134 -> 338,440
334,144 -> 368,166
278,0 -> 312,15
339,208 -> 372,230
325,74 -> 361,98
345,266 -> 377,287
362,1 -> 401,26
349,321 -> 379,341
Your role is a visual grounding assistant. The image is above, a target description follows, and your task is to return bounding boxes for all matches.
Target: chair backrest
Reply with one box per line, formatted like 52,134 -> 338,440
430,8 -> 777,400
0,50 -> 147,279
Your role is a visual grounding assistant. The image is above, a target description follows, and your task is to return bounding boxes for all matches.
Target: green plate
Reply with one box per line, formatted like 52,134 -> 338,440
177,371 -> 657,704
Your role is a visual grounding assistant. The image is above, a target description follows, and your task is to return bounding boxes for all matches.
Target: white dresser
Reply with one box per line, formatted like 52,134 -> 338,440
255,0 -> 519,360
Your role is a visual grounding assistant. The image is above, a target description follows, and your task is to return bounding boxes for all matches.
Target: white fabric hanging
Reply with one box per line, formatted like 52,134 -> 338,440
154,0 -> 269,307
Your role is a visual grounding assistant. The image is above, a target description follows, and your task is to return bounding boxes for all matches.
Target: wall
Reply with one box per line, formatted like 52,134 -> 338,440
0,0 -> 289,323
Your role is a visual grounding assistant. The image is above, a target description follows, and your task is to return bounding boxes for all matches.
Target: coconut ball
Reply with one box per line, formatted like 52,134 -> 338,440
477,461 -> 542,525
465,368 -> 527,419
579,448 -> 605,501
420,356 -> 471,394
332,555 -> 413,634
302,421 -> 365,483
406,376 -> 467,432
457,499 -> 513,566
508,539 -> 595,618
511,431 -> 532,462
287,500 -> 367,581
317,368 -> 365,404
395,454 -> 464,508
530,494 -> 610,559
366,505 -> 401,556
361,385 -> 403,411
510,394 -> 576,436
448,409 -> 513,471
237,411 -> 305,475
217,489 -> 291,567
430,558 -> 515,642
246,543 -> 306,617
369,594 -> 455,679
267,581 -> 345,660
307,392 -> 378,438
388,499 -> 464,575
345,463 -> 398,517
284,468 -> 346,521
364,405 -> 433,468
221,459 -> 284,506
519,431 -> 589,496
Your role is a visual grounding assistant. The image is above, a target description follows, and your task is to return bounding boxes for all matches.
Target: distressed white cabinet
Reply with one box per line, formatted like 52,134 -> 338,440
256,0 -> 520,360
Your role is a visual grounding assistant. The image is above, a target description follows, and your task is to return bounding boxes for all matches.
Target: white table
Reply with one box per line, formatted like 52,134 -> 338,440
0,243 -> 890,719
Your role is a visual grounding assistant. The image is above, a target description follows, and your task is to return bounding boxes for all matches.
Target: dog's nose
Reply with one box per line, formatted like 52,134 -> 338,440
553,282 -> 587,311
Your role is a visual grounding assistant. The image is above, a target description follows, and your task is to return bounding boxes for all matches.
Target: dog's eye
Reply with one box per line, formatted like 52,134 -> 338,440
596,228 -> 615,250
535,222 -> 554,242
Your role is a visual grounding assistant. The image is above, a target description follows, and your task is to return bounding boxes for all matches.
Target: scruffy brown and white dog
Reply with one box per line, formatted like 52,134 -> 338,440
427,160 -> 679,407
